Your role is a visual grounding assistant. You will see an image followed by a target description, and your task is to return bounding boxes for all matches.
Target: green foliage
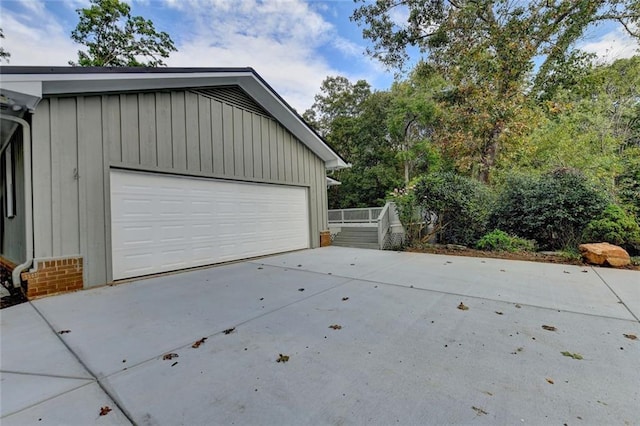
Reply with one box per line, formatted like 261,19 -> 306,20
70,0 -> 176,67
413,172 -> 493,246
389,183 -> 423,245
0,28 -> 10,63
476,230 -> 536,252
490,169 -> 609,250
616,147 -> 640,215
582,205 -> 640,254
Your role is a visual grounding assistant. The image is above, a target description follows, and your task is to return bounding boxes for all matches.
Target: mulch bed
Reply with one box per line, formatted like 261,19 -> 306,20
406,245 -> 640,271
1,287 -> 28,309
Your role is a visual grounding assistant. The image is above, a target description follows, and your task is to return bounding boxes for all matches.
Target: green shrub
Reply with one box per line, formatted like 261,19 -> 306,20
490,168 -> 608,250
413,172 -> 493,246
476,230 -> 536,252
389,183 -> 424,246
582,204 -> 640,254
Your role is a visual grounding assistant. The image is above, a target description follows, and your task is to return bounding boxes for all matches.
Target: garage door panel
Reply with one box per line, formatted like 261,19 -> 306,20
110,170 -> 310,280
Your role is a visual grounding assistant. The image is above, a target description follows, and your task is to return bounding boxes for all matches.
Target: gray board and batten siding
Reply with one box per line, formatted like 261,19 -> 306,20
31,87 -> 328,288
1,129 -> 26,264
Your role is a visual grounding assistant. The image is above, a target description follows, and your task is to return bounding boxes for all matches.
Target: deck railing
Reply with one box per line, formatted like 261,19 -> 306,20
328,207 -> 384,224
328,204 -> 393,249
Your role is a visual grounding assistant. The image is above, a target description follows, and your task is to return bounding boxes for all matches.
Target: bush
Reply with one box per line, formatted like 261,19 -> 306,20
582,204 -> 640,254
490,168 -> 608,250
413,172 -> 493,246
476,230 -> 536,252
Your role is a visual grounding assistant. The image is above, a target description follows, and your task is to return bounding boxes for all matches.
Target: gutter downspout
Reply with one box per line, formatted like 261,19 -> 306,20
0,114 -> 33,288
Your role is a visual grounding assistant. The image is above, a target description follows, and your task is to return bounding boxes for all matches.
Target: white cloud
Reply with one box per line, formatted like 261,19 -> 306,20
0,3 -> 79,65
163,0 -> 368,111
579,25 -> 639,63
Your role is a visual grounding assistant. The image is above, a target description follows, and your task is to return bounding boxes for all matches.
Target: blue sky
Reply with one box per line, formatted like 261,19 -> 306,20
0,0 -> 638,112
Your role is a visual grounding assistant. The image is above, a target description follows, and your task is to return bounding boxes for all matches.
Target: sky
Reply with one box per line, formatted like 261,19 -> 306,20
0,0 -> 638,112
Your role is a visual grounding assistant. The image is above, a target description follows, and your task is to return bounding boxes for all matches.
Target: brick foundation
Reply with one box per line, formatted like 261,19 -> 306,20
21,257 -> 83,299
320,230 -> 332,247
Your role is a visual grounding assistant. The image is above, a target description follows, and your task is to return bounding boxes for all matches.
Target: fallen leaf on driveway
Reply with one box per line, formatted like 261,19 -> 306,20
581,269 -> 588,273
342,297 -> 349,301
563,271 -> 570,274
223,328 -> 235,335
192,337 -> 207,348
515,304 -> 522,308
99,406 -> 112,416
546,378 -> 554,384
495,311 -> 503,315
457,302 -> 469,311
162,353 -> 179,360
623,334 -> 637,340
276,354 -> 290,363
561,351 -> 583,360
57,330 -> 71,334
542,325 -> 557,331
329,324 -> 342,330
472,406 -> 488,416
298,288 -> 305,292
171,362 -> 178,367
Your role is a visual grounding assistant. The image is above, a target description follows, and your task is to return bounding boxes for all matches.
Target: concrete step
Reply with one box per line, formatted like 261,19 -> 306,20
331,241 -> 380,249
333,237 -> 378,244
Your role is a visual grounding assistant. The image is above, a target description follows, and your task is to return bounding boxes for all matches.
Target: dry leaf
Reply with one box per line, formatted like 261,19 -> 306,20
472,406 -> 488,416
171,362 -> 178,367
276,354 -> 290,363
298,288 -> 305,292
57,330 -> 71,334
495,311 -> 503,315
542,325 -> 557,332
192,337 -> 207,348
457,302 -> 469,311
563,271 -> 570,274
581,270 -> 588,273
342,297 -> 349,301
223,328 -> 235,335
329,324 -> 342,330
561,351 -> 583,360
623,334 -> 637,340
162,353 -> 178,360
99,406 -> 112,416
546,378 -> 554,384
515,304 -> 522,308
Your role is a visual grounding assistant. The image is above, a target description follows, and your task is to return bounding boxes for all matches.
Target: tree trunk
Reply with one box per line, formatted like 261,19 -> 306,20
478,123 -> 502,183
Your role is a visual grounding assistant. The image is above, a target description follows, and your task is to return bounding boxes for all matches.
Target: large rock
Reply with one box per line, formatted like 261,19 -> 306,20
578,242 -> 630,267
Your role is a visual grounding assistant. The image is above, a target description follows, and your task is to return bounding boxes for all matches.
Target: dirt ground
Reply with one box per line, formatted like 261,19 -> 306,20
406,244 -> 640,271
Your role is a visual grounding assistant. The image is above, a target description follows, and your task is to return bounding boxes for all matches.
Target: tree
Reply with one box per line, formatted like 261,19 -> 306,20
352,0 -> 640,182
304,77 -> 402,208
70,0 -> 176,67
0,28 -> 10,63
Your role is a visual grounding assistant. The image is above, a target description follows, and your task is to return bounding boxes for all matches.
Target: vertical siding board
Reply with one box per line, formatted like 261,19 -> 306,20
184,91 -> 200,171
242,111 -> 254,178
170,91 -> 187,170
104,95 -> 121,163
138,93 -> 157,167
277,125 -> 285,181
252,115 -> 262,178
78,96 -> 107,286
120,94 -> 140,165
308,149 -> 318,247
222,104 -> 234,175
156,92 -> 173,169
233,107 -> 244,176
197,95 -> 213,172
261,117 -> 271,180
101,96 -> 114,283
291,138 -> 299,182
283,132 -> 292,182
211,100 -> 224,174
31,99 -> 53,257
54,97 -> 80,255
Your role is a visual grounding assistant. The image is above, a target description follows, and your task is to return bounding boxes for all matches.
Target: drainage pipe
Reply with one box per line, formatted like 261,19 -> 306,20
0,114 -> 33,288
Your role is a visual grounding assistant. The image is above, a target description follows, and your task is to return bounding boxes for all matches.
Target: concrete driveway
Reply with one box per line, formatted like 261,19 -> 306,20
1,247 -> 639,425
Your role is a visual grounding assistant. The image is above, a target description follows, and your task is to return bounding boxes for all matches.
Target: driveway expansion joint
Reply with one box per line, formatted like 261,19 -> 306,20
590,266 -> 640,323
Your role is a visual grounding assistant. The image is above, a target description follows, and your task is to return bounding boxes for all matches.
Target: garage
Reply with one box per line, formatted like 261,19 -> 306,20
110,169 -> 310,279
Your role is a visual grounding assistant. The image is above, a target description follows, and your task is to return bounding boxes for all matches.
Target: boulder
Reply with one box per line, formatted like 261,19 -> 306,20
578,242 -> 630,267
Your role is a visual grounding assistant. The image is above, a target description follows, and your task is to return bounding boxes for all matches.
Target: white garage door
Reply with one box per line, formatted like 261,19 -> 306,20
110,170 -> 310,280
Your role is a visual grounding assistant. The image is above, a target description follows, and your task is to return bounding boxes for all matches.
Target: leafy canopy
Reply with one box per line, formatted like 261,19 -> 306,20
0,28 -> 10,63
70,0 -> 176,67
